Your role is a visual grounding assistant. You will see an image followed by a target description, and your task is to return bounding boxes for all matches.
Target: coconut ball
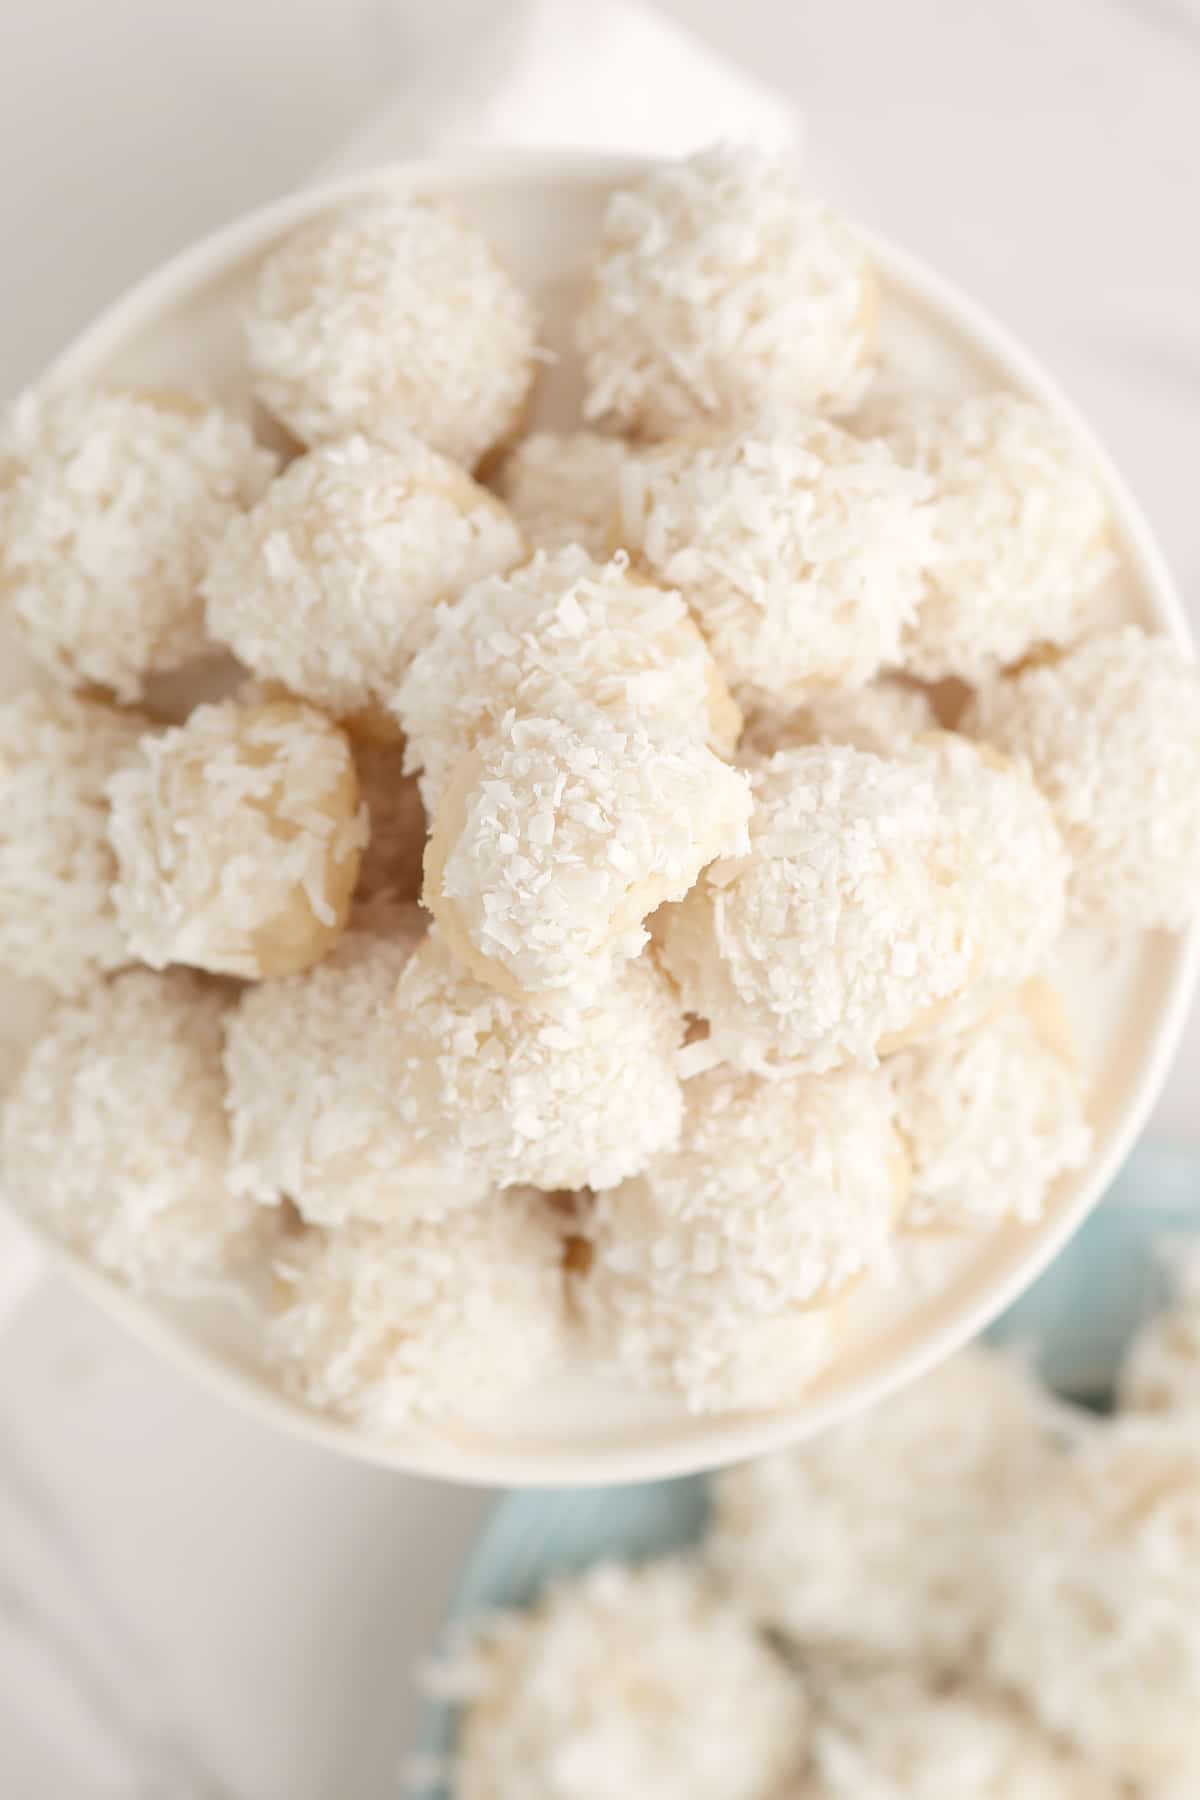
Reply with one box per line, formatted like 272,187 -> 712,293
107,698 -> 366,980
393,932 -> 685,1192
985,1415 -> 1200,1792
0,968 -> 263,1294
576,145 -> 877,438
203,433 -> 523,727
629,1304 -> 837,1417
224,905 -> 486,1228
892,986 -> 1091,1231
423,712 -> 752,1001
245,194 -> 537,468
446,1559 -> 807,1800
915,731 -> 1070,996
266,1188 -> 567,1430
0,690 -> 149,994
657,745 -> 976,1073
889,393 -> 1113,682
495,430 -> 631,558
740,678 -> 936,762
395,546 -> 741,812
708,1346 -> 1065,1666
584,1063 -> 905,1322
619,420 -> 933,703
794,1663 -> 1116,1800
352,738 -> 428,907
1119,1244 -> 1200,1416
963,627 -> 1200,930
0,385 -> 276,700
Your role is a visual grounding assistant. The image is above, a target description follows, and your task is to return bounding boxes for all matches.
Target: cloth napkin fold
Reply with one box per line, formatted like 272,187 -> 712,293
0,0 -> 797,1326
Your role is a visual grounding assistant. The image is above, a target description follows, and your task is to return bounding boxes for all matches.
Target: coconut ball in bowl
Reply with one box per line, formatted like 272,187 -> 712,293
0,143 -> 1194,1488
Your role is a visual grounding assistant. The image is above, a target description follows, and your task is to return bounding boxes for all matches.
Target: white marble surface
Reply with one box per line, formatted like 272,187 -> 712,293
0,2 -> 1198,1794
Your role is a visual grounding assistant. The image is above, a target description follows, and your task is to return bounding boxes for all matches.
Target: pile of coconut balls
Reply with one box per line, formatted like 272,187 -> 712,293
1,146 -> 1198,1431
433,1281 -> 1200,1799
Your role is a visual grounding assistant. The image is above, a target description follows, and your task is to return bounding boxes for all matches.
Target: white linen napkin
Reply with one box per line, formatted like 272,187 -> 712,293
0,1 -> 798,1325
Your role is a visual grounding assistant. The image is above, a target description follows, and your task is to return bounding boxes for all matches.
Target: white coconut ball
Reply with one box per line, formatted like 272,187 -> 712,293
892,986 -> 1091,1231
794,1663 -> 1116,1800
576,145 -> 877,437
740,678 -> 936,762
1118,1244 -> 1200,1417
0,690 -> 148,994
495,430 -> 631,558
0,968 -> 264,1294
392,932 -> 685,1192
963,627 -> 1200,930
423,712 -> 751,1001
107,698 -> 366,980
890,393 -> 1113,682
246,193 -> 538,468
574,1252 -> 840,1416
915,731 -> 1070,996
585,1063 -> 905,1318
445,1559 -> 807,1800
203,433 -> 523,728
224,905 -> 487,1228
620,419 -> 933,703
657,746 -> 974,1073
267,1189 -> 567,1430
0,385 -> 276,699
985,1415 -> 1200,1793
352,737 -> 428,907
708,1346 -> 1066,1665
395,546 -> 741,813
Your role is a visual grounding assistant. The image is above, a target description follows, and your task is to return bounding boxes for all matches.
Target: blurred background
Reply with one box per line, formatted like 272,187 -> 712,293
0,2 -> 1197,1795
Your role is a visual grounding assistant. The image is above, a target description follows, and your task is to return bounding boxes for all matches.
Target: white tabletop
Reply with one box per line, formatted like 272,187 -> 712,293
1,2 -> 1198,1794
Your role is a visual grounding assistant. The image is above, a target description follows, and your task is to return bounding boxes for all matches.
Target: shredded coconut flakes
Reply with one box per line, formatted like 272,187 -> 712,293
0,384 -> 276,699
107,698 -> 366,979
576,145 -> 878,437
619,418 -> 934,704
203,432 -> 523,721
245,193 -> 538,468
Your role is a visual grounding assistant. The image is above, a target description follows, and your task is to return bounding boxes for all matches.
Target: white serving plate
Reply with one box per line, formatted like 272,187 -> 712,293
2,148 -> 1196,1488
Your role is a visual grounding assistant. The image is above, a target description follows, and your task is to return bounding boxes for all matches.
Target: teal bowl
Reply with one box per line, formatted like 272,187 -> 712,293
411,1143 -> 1199,1797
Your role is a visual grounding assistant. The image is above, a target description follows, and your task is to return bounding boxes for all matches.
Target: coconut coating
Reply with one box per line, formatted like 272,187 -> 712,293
395,546 -> 741,812
203,433 -> 523,725
914,731 -> 1070,996
424,713 -> 752,1001
619,420 -> 933,702
0,968 -> 264,1294
107,699 -> 366,980
708,1346 -> 1064,1666
794,1663 -> 1115,1800
245,194 -> 538,468
224,906 -> 486,1228
892,987 -> 1091,1231
585,1064 -> 904,1322
352,738 -> 428,907
0,385 -> 276,700
658,746 -> 974,1073
1119,1245 -> 1200,1417
0,690 -> 149,994
740,678 -> 936,762
266,1189 -> 567,1430
495,429 -> 632,558
448,1560 -> 807,1800
963,627 -> 1200,929
890,393 -> 1113,682
392,933 -> 686,1192
576,146 -> 878,438
985,1416 -> 1200,1791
